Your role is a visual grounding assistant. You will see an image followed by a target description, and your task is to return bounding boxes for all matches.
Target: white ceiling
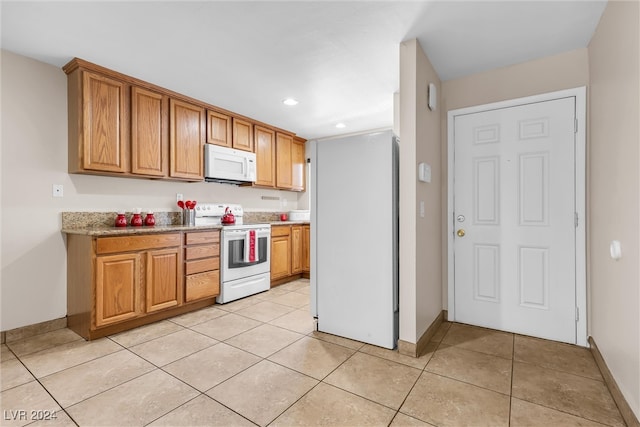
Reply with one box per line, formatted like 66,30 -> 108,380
1,1 -> 606,139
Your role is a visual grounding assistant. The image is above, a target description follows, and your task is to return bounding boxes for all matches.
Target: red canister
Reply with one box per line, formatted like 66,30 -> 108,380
144,212 -> 156,226
115,212 -> 127,227
130,213 -> 143,227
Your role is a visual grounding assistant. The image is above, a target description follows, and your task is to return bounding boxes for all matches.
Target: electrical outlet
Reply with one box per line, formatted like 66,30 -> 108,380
176,193 -> 183,202
52,184 -> 64,198
419,201 -> 425,218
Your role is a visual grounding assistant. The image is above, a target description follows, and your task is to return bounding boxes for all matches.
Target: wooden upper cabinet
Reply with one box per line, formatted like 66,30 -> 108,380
76,71 -> 128,173
131,87 -> 168,177
254,126 -> 276,187
276,132 -> 293,189
292,137 -> 306,192
207,110 -> 232,148
64,58 -> 302,187
232,118 -> 254,152
169,99 -> 205,181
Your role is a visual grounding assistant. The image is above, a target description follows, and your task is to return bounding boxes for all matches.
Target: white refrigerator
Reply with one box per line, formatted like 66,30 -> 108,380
310,130 -> 399,349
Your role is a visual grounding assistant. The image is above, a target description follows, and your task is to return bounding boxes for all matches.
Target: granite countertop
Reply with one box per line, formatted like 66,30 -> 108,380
63,221 -> 310,236
61,211 -> 309,236
62,224 -> 224,236
270,221 -> 310,226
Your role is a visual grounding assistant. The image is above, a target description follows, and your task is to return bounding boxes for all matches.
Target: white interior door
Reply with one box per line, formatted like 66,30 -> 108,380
453,97 -> 577,344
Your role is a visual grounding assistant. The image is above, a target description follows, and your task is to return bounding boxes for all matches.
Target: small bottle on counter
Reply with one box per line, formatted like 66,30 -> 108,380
130,209 -> 143,227
144,212 -> 156,227
115,212 -> 127,227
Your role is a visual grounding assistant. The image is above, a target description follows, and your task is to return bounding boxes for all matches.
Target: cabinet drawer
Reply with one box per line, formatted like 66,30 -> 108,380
271,225 -> 291,237
185,270 -> 220,302
96,233 -> 181,254
185,231 -> 220,245
184,244 -> 219,260
185,258 -> 219,275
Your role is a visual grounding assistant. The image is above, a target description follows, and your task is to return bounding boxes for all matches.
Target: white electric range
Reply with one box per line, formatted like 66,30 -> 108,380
195,203 -> 271,303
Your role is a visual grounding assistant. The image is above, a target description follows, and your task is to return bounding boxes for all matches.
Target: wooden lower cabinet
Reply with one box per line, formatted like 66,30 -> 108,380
67,230 -> 220,340
270,224 -> 310,286
291,225 -> 303,274
146,248 -> 181,313
184,231 -> 220,302
303,225 -> 310,273
95,252 -> 142,327
271,226 -> 292,281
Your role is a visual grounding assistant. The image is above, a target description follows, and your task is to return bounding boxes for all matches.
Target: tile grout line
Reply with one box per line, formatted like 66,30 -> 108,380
7,355 -> 80,427
386,347 -> 437,426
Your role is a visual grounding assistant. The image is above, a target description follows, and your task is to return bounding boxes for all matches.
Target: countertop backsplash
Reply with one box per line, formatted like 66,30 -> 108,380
62,211 -> 181,229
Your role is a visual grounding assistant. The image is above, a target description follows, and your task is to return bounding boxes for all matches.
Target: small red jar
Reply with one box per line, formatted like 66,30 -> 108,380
130,213 -> 143,227
144,212 -> 156,227
115,212 -> 127,227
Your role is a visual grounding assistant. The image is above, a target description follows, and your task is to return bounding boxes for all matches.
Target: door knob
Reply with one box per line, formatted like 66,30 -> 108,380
457,229 -> 466,237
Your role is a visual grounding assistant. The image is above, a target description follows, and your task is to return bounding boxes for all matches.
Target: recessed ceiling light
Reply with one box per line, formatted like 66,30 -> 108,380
336,123 -> 346,129
282,98 -> 299,106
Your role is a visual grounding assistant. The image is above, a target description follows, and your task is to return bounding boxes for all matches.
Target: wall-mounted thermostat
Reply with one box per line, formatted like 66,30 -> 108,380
418,162 -> 431,183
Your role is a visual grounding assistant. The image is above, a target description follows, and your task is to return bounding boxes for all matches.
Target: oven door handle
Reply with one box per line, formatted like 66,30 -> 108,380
224,230 -> 270,238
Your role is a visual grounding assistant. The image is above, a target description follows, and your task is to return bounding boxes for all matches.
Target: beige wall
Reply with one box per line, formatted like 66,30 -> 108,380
0,50 -> 299,331
440,48 -> 590,309
588,0 -> 640,418
399,39 -> 442,343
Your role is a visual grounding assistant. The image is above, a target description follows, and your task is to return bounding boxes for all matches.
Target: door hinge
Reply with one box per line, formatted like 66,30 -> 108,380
574,118 -> 578,133
576,307 -> 580,322
574,212 -> 579,228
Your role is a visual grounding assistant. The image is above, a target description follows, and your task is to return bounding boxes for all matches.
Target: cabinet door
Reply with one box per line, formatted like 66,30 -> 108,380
95,253 -> 142,327
271,235 -> 291,282
232,118 -> 254,152
207,110 -> 232,148
291,225 -> 303,274
82,71 -> 128,173
146,248 -> 181,313
131,86 -> 168,177
254,126 -> 276,187
291,139 -> 306,191
276,133 -> 293,189
302,225 -> 310,273
169,99 -> 205,180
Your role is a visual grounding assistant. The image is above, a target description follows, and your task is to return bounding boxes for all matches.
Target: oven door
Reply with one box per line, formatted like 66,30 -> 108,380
221,227 -> 270,282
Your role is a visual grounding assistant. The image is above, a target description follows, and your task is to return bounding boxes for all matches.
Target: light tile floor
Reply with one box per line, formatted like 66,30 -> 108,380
0,279 -> 626,426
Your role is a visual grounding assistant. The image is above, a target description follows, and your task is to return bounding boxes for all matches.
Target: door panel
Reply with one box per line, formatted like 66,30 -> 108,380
453,97 -> 576,343
146,248 -> 181,313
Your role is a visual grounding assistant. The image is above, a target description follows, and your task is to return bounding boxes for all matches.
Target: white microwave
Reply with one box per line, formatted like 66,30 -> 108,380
204,144 -> 256,184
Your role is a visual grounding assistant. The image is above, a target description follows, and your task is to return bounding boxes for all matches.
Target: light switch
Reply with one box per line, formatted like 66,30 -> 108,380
52,184 -> 63,198
418,163 -> 431,183
610,240 -> 622,260
419,201 -> 425,218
